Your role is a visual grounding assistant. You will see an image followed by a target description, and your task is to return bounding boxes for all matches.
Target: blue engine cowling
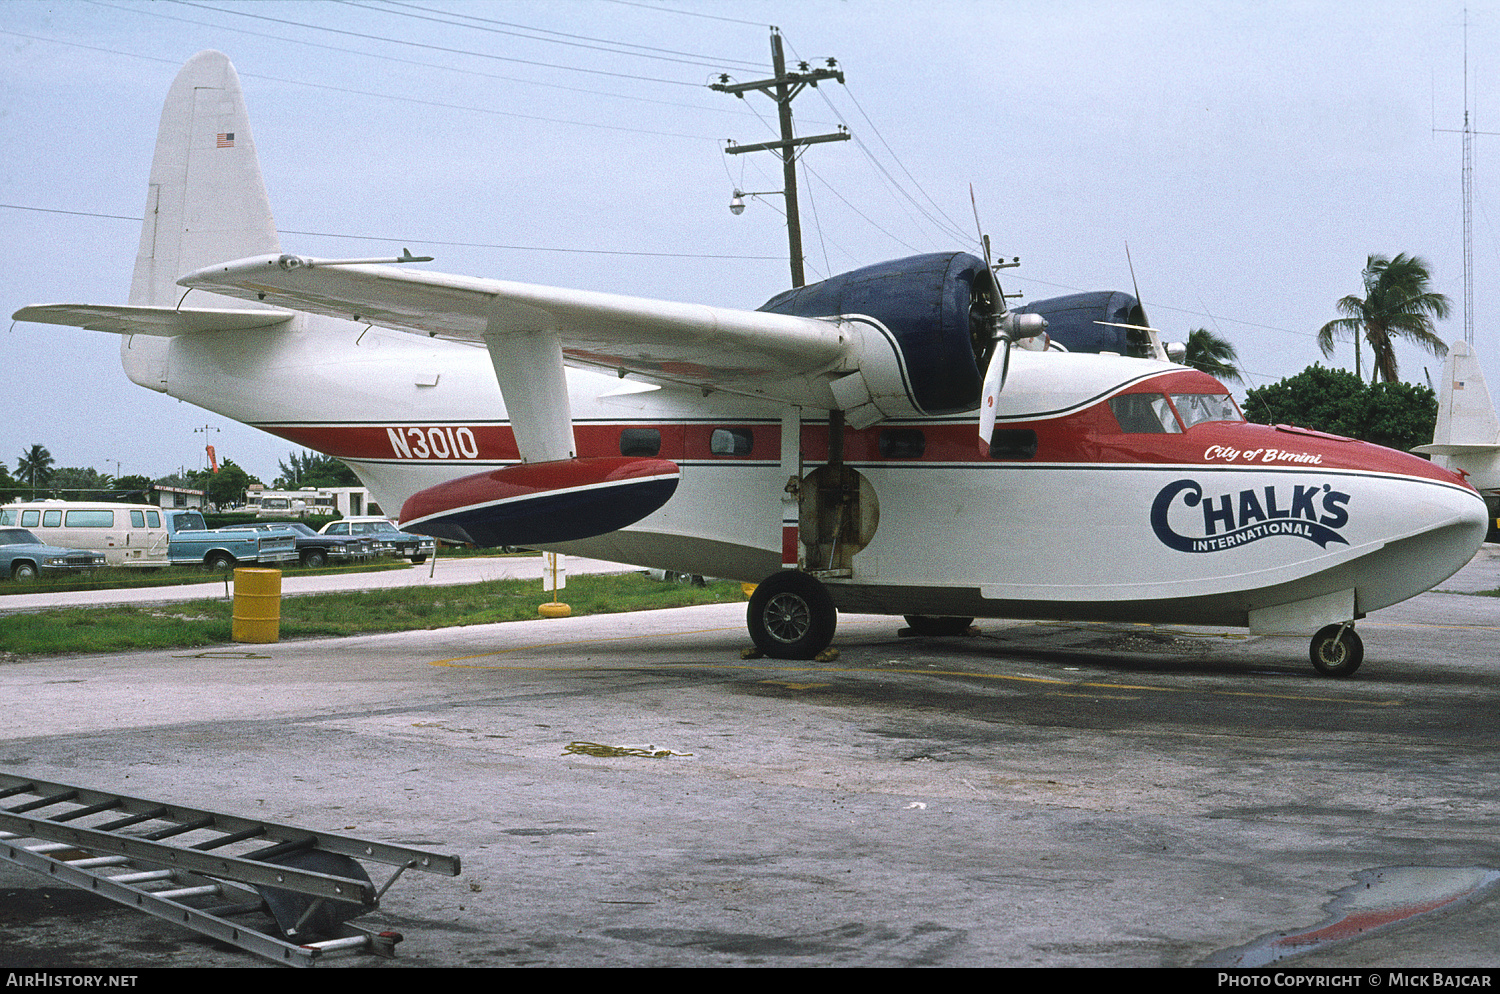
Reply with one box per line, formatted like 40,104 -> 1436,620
758,252 -> 996,416
1014,290 -> 1151,357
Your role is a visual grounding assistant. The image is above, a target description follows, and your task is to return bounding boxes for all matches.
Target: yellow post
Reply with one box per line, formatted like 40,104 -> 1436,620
538,552 -> 571,618
232,568 -> 282,643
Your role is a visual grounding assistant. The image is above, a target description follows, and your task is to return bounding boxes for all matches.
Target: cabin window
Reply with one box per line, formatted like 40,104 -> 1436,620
147,510 -> 161,528
42,510 -> 61,527
710,428 -> 754,456
64,510 -> 113,527
20,510 -> 39,528
620,428 -> 662,457
988,428 -> 1039,460
0,510 -> 13,526
878,429 -> 926,459
1170,393 -> 1243,430
131,510 -> 146,528
1109,393 -> 1182,433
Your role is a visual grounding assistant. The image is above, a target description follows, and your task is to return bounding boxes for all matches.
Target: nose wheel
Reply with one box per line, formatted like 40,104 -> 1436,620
1310,623 -> 1363,677
747,570 -> 838,660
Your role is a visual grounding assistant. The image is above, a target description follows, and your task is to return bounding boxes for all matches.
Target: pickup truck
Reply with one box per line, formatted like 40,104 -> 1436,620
167,511 -> 298,570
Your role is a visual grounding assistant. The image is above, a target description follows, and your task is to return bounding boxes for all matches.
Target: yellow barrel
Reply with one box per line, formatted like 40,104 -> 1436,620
232,568 -> 282,643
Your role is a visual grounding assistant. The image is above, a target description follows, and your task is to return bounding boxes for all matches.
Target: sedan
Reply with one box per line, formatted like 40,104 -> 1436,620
0,528 -> 108,580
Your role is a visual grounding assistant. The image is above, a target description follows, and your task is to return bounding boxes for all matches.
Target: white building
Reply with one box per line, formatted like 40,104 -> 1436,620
244,485 -> 371,518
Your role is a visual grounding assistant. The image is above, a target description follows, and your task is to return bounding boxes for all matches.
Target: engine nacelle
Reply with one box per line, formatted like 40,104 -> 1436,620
759,252 -> 995,416
1014,290 -> 1151,357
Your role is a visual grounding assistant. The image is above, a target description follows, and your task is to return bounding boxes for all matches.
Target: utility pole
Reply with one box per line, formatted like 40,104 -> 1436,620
712,28 -> 848,288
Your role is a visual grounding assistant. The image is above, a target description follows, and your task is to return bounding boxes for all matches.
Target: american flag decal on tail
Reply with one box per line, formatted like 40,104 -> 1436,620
216,132 -> 234,147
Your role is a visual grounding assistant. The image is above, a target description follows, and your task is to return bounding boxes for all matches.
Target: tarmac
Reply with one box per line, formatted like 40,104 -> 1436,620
0,548 -> 1498,968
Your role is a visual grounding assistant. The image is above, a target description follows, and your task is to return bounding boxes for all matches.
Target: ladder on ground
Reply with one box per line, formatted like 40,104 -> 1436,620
0,773 -> 461,967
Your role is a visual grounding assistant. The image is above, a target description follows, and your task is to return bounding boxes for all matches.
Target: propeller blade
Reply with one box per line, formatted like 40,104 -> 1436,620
1120,242 -> 1168,361
978,340 -> 1009,451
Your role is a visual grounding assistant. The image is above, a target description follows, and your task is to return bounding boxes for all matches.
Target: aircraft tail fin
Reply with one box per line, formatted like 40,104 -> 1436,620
1430,341 -> 1500,450
129,51 -> 280,307
1415,342 -> 1500,501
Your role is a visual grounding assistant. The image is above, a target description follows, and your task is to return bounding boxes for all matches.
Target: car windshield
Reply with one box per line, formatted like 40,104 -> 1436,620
0,528 -> 42,546
369,522 -> 399,533
286,523 -> 317,536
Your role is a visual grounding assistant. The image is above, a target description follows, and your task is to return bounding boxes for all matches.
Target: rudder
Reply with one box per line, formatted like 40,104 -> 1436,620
128,50 -> 280,307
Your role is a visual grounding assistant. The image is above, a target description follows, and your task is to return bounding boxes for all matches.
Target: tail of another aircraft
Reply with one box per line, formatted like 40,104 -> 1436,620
1415,341 -> 1500,538
129,51 -> 280,307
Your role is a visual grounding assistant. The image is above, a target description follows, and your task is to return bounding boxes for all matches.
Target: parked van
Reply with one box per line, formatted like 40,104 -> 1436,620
0,500 -> 168,566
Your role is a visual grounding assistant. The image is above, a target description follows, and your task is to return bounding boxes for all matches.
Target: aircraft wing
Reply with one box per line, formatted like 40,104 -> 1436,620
177,254 -> 851,391
12,304 -> 294,336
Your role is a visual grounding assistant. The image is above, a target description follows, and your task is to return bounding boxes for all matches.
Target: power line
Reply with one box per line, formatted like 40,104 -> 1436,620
1,25 -> 717,143
0,204 -> 782,261
601,0 -> 772,29
82,0 -> 762,120
169,0 -> 703,87
372,0 -> 766,70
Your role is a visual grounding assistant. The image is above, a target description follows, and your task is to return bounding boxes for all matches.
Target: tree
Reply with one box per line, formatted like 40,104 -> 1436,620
109,475 -> 155,501
48,466 -> 113,499
275,449 -> 360,489
205,458 -> 254,508
1317,253 -> 1451,384
1182,328 -> 1243,385
15,444 -> 54,494
1243,364 -> 1438,453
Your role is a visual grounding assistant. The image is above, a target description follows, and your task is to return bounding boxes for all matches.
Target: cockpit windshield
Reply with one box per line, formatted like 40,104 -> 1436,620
1110,391 -> 1243,433
1171,393 -> 1244,429
1109,393 -> 1182,433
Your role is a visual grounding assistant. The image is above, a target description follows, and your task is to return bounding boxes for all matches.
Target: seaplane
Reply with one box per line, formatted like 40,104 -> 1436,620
13,52 -> 1490,677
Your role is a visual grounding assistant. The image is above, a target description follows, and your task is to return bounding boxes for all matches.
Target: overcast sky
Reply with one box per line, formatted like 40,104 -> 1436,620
2,0 -> 1496,484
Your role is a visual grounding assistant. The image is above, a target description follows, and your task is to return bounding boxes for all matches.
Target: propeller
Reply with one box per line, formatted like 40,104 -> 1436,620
1092,243 -> 1170,361
970,187 -> 1047,450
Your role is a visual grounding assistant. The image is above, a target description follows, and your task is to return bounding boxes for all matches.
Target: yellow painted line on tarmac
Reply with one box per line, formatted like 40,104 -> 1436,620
1360,619 -> 1500,632
427,630 -> 1394,706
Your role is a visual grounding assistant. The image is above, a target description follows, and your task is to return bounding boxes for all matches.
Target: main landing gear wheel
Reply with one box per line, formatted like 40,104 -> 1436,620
1310,624 -> 1363,678
747,571 -> 837,660
903,615 -> 975,637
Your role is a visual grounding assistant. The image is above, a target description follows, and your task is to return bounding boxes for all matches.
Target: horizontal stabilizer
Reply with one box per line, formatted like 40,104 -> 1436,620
13,304 -> 293,337
400,457 -> 680,547
1413,442 -> 1500,455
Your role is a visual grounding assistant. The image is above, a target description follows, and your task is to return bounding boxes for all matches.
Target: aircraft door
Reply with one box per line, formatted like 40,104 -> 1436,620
799,463 -> 878,575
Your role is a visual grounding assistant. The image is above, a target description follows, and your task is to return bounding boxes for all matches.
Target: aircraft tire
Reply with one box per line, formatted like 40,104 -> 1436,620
1309,624 -> 1363,678
903,615 -> 974,636
748,570 -> 837,660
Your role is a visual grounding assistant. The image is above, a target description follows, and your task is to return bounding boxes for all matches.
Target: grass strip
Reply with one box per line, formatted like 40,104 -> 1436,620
0,573 -> 747,657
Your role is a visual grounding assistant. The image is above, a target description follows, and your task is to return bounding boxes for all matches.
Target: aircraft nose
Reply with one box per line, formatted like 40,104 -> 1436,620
1351,464 -> 1489,613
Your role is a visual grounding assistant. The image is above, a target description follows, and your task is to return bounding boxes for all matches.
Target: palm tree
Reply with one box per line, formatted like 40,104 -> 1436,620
1317,253 -> 1450,384
15,444 -> 54,495
1182,328 -> 1243,385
